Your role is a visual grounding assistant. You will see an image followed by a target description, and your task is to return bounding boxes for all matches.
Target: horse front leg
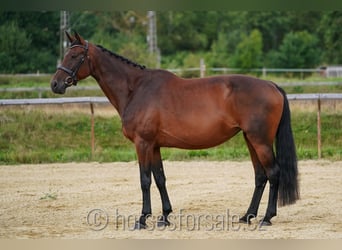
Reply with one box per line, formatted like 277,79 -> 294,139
134,163 -> 152,229
134,139 -> 153,230
152,148 -> 172,227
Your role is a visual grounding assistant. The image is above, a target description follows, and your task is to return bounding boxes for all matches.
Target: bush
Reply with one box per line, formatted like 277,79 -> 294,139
0,21 -> 32,73
231,29 -> 263,70
268,31 -> 321,68
208,32 -> 230,67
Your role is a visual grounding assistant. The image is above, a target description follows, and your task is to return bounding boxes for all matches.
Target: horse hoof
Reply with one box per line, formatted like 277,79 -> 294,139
259,219 -> 272,226
157,216 -> 170,227
133,221 -> 147,230
239,215 -> 253,224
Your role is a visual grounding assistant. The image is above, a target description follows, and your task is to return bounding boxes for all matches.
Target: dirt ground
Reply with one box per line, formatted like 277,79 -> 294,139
0,160 -> 341,239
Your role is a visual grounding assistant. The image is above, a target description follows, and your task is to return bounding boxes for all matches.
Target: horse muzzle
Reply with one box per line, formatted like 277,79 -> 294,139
51,79 -> 66,94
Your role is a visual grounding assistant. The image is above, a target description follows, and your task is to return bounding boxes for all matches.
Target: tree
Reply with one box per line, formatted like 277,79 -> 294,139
244,11 -> 292,52
0,11 -> 341,74
157,11 -> 209,54
319,11 -> 342,64
270,31 -> 321,68
0,11 -> 59,73
231,29 -> 263,70
208,32 -> 230,67
0,21 -> 32,73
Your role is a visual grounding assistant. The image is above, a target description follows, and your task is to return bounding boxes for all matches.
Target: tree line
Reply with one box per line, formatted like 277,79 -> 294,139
0,11 -> 341,74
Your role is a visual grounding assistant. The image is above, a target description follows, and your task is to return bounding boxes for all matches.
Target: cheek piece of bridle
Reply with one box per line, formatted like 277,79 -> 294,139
57,41 -> 89,87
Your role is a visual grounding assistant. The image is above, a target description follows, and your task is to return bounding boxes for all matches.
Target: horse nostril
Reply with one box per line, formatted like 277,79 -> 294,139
51,80 -> 58,90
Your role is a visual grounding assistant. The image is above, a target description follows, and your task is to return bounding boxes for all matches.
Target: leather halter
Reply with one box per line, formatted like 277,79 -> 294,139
57,41 -> 88,86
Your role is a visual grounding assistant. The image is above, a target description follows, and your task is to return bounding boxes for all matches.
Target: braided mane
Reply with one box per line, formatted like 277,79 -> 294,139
96,45 -> 146,70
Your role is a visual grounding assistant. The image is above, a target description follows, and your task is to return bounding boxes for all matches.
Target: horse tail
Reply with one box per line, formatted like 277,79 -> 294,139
275,86 -> 300,206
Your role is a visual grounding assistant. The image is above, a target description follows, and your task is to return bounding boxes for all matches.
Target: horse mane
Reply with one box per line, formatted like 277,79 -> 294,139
96,45 -> 146,70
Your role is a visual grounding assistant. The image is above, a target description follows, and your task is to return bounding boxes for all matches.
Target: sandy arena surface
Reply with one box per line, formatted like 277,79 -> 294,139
0,160 -> 341,239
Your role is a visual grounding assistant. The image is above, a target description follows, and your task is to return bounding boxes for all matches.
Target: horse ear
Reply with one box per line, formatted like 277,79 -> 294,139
73,31 -> 85,45
65,30 -> 74,43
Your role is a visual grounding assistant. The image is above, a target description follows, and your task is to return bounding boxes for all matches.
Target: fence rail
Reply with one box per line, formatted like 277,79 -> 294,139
1,94 -> 342,159
1,82 -> 341,98
0,96 -> 108,105
1,65 -> 341,79
1,94 -> 342,106
0,86 -> 101,98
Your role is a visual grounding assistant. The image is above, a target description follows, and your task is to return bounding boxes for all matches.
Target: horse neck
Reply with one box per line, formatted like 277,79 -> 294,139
89,45 -> 145,116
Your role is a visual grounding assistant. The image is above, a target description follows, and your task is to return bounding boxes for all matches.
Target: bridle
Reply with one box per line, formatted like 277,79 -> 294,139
57,41 -> 89,86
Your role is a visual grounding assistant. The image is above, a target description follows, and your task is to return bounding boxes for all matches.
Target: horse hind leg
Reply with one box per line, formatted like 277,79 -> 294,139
244,133 -> 280,226
262,159 -> 280,226
240,132 -> 268,224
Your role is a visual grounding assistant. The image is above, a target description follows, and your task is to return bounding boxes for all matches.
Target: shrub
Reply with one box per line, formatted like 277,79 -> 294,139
231,29 -> 263,70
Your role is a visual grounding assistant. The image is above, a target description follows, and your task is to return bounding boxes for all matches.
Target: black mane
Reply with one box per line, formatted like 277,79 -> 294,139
96,45 -> 146,70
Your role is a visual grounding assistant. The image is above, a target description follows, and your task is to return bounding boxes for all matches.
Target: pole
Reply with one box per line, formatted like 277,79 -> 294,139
317,97 -> 322,159
59,11 -> 70,64
200,58 -> 206,78
90,103 -> 95,159
147,11 -> 157,54
147,11 -> 160,68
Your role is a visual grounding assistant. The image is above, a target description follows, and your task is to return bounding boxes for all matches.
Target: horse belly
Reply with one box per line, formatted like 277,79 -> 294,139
158,118 -> 240,149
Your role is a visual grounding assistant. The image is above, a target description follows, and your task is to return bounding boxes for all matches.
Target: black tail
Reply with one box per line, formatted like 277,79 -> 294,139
275,86 -> 300,206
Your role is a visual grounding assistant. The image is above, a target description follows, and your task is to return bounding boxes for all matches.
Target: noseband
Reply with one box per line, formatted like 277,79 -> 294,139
57,41 -> 89,86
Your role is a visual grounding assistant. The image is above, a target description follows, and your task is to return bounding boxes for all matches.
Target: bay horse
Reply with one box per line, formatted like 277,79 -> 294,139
51,32 -> 299,228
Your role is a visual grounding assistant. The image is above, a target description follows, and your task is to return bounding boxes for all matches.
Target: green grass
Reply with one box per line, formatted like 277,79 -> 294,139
0,109 -> 135,164
282,84 -> 342,94
39,189 -> 58,200
0,109 -> 341,165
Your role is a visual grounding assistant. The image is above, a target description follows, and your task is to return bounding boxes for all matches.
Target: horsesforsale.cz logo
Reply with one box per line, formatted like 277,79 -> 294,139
86,208 -> 266,232
87,208 -> 109,231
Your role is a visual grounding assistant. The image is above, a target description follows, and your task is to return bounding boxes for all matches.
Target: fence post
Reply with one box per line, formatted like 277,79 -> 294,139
90,102 -> 95,159
317,97 -> 322,159
38,89 -> 42,98
200,58 -> 206,78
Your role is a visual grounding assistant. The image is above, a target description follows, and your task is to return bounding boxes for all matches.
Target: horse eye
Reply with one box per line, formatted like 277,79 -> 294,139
71,54 -> 77,59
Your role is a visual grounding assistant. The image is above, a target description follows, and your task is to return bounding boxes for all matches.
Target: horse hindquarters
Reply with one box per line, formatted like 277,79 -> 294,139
241,86 -> 299,225
237,83 -> 290,225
